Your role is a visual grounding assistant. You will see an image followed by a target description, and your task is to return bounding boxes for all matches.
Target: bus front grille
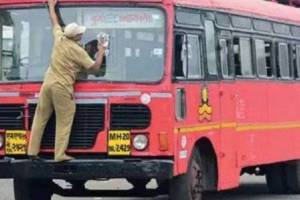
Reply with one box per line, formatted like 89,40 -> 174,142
110,104 -> 151,130
29,104 -> 105,149
0,104 -> 24,130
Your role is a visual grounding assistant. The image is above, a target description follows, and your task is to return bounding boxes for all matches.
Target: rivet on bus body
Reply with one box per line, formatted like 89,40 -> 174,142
219,152 -> 226,158
219,90 -> 224,96
140,93 -> 151,104
159,132 -> 168,151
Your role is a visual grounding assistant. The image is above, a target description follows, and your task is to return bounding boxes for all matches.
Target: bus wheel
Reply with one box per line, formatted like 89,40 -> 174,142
285,160 -> 300,194
266,164 -> 286,194
14,178 -> 53,200
169,148 -> 203,200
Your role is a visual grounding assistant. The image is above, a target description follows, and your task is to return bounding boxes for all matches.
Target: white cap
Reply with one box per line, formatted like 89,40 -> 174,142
64,23 -> 86,38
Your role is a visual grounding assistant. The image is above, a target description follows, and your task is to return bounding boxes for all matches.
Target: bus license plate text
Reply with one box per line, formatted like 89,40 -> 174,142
108,130 -> 131,156
5,130 -> 27,155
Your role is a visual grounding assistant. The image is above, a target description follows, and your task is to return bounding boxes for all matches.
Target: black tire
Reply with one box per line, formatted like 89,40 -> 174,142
285,160 -> 300,194
266,164 -> 287,194
169,148 -> 203,200
14,178 -> 53,200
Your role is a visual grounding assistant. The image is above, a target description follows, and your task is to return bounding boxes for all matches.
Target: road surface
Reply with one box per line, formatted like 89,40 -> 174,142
1,175 -> 300,200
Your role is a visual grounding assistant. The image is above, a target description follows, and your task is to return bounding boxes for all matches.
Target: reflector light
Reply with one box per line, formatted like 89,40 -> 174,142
159,132 -> 168,151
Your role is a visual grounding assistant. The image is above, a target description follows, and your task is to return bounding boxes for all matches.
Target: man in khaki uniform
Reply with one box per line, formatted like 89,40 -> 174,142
27,0 -> 106,162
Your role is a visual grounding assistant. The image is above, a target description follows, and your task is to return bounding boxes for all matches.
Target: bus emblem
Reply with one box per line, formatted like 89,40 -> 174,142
198,87 -> 212,121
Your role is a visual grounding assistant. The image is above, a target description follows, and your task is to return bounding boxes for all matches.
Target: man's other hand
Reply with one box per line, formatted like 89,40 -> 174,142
97,41 -> 107,53
48,0 -> 58,8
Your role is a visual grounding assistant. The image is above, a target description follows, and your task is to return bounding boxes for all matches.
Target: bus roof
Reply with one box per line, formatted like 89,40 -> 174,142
1,0 -> 300,24
175,0 -> 300,25
0,0 -> 162,5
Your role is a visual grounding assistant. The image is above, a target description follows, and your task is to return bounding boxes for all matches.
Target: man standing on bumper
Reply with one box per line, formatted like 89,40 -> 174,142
27,0 -> 106,162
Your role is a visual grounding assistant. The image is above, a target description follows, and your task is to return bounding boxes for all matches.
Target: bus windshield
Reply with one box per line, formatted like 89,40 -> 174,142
0,7 -> 165,82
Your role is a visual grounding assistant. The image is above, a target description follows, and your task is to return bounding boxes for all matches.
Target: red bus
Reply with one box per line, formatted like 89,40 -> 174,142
1,0 -> 300,199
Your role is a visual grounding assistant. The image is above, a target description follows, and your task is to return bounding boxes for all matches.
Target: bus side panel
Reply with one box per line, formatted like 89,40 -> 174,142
233,81 -> 268,167
262,82 -> 300,163
217,81 -> 268,190
218,82 -> 240,190
235,81 -> 300,167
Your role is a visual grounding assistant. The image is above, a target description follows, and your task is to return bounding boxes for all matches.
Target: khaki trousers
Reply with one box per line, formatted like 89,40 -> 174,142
27,81 -> 75,161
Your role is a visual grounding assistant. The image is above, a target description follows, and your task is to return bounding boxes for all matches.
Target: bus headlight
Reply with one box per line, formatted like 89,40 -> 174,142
0,134 -> 4,149
133,134 -> 148,151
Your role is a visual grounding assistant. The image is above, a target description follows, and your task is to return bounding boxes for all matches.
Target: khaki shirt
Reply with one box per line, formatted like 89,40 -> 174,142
44,25 -> 95,94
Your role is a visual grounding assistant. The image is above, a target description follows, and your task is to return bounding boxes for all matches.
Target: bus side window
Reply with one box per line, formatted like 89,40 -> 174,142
174,34 -> 187,78
255,39 -> 273,78
276,43 -> 290,79
1,25 -> 14,81
219,39 -> 233,78
293,45 -> 300,79
233,37 -> 253,77
187,34 -> 203,79
205,20 -> 218,76
174,34 -> 203,79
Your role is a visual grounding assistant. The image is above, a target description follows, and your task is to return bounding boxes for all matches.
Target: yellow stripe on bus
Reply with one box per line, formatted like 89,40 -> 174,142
236,122 -> 300,132
175,121 -> 300,134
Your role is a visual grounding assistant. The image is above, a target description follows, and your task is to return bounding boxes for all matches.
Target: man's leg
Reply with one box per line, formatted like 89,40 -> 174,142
28,84 -> 54,156
52,84 -> 76,161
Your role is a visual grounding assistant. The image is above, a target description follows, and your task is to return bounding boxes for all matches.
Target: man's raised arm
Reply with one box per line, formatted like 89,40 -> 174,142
48,0 -> 59,27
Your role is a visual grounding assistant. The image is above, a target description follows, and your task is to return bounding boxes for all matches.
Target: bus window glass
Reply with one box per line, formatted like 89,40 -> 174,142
205,20 -> 217,75
274,23 -> 290,36
176,11 -> 202,26
240,38 -> 253,76
296,46 -> 300,79
292,26 -> 300,37
174,34 -> 203,79
219,39 -> 233,78
187,35 -> 203,78
255,39 -> 267,77
255,39 -> 273,78
0,7 -> 165,82
265,41 -> 273,77
174,34 -> 187,78
233,37 -> 253,77
253,20 -> 272,33
216,13 -> 230,27
292,45 -> 299,79
231,16 -> 252,29
277,43 -> 290,79
1,25 -> 14,80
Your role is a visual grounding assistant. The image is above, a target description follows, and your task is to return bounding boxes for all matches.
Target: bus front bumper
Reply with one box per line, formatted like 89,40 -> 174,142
0,158 -> 12,178
10,159 -> 174,180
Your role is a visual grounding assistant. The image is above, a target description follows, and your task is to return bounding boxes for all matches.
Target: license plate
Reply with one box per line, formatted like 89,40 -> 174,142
5,130 -> 27,155
108,130 -> 131,156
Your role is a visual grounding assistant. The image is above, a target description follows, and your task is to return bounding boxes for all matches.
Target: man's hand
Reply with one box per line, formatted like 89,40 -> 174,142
97,41 -> 107,53
48,0 -> 58,8
48,0 -> 59,27
88,42 -> 106,71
